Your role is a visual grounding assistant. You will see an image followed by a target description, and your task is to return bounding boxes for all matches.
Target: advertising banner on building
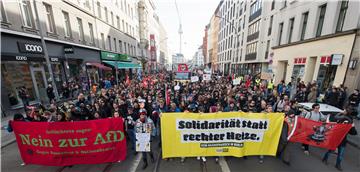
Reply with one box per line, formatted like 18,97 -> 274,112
287,116 -> 352,150
12,118 -> 127,166
161,112 -> 284,158
150,34 -> 156,62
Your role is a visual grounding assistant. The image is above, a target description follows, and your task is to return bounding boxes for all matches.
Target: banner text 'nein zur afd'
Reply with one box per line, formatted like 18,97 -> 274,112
12,118 -> 127,166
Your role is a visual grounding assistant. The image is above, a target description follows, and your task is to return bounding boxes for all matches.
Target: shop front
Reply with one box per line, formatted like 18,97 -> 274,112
100,51 -> 141,81
272,31 -> 356,87
1,33 -> 101,110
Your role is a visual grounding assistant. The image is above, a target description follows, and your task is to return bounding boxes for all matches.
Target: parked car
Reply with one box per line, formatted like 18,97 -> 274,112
297,103 -> 343,121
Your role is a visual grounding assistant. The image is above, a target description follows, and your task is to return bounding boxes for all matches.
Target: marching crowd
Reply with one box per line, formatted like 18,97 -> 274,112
9,71 -> 359,170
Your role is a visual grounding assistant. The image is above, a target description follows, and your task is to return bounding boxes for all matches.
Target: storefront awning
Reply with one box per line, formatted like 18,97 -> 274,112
86,62 -> 112,71
103,60 -> 142,69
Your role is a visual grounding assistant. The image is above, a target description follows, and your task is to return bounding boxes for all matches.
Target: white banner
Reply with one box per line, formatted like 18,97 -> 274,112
203,74 -> 211,81
136,133 -> 151,152
191,76 -> 199,82
233,79 -> 241,85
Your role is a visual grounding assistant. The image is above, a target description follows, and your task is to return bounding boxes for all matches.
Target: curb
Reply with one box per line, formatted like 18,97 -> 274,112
1,138 -> 16,149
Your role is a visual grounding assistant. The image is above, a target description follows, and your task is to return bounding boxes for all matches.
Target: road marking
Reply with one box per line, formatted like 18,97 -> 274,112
129,153 -> 142,172
219,157 -> 231,172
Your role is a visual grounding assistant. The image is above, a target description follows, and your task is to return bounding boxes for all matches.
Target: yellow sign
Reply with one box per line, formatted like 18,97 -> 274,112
161,112 -> 284,158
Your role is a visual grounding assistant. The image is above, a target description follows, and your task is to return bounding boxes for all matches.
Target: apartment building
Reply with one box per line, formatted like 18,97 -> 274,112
193,46 -> 205,67
271,0 -> 360,92
217,0 -> 274,76
0,0 -> 140,111
207,1 -> 222,72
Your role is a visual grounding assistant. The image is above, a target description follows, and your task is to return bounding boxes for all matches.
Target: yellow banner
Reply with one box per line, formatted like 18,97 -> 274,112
161,112 -> 284,158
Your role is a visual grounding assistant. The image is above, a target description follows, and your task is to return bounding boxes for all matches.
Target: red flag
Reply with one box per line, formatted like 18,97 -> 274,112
287,116 -> 352,150
12,118 -> 127,166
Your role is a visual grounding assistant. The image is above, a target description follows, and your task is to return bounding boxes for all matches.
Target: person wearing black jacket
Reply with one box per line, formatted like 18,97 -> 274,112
46,84 -> 55,103
322,107 -> 358,171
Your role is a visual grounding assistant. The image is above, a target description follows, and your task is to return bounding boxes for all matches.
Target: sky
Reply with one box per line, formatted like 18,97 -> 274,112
155,0 -> 221,61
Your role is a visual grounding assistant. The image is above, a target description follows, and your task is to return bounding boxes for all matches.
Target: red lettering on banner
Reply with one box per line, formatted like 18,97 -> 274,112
12,118 -> 126,166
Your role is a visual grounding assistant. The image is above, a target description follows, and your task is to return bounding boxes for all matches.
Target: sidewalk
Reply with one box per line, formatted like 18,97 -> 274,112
1,108 -> 23,148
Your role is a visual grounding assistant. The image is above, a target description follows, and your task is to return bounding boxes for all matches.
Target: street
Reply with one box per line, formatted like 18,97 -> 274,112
2,138 -> 359,172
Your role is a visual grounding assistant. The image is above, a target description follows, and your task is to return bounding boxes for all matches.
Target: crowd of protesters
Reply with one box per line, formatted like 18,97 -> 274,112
8,70 -> 359,170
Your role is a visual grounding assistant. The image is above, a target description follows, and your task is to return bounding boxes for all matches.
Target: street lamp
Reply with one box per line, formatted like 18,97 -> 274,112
215,14 -> 241,77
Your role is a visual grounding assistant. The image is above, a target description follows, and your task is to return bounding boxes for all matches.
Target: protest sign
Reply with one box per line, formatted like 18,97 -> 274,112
161,112 -> 284,158
203,74 -> 211,81
136,133 -> 151,152
12,118 -> 127,166
191,76 -> 199,83
232,79 -> 241,85
287,116 -> 352,150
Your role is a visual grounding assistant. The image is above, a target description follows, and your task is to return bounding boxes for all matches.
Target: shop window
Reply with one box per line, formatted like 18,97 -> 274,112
1,62 -> 36,106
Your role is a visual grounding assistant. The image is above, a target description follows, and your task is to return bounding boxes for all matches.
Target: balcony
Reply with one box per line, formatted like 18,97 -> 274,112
247,32 -> 259,42
249,9 -> 262,22
245,53 -> 257,61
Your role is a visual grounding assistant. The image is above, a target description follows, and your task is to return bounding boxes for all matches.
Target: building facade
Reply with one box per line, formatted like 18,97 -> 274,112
216,0 -> 276,76
193,46 -> 205,67
0,0 -> 142,111
207,1 -> 222,72
271,0 -> 360,92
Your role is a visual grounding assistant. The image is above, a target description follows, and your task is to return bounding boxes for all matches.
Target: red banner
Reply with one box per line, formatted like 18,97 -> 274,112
287,116 -> 352,150
12,118 -> 127,166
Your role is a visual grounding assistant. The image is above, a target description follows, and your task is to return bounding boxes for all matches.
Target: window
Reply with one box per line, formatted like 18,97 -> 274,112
126,23 -> 128,33
316,4 -> 327,37
113,38 -> 117,52
268,15 -> 273,35
101,33 -> 105,49
246,42 -> 258,55
282,0 -> 287,8
271,0 -> 275,10
265,40 -> 270,59
62,11 -> 72,37
248,19 -> 260,35
122,20 -> 125,32
124,43 -> 127,54
88,23 -> 95,45
336,0 -> 348,32
116,16 -> 120,29
111,12 -> 114,25
44,3 -> 56,33
77,18 -> 84,41
97,2 -> 101,18
243,15 -> 246,29
84,0 -> 91,10
0,0 -> 7,22
119,40 -> 123,52
250,0 -> 262,15
108,36 -> 111,50
300,12 -> 308,40
104,7 -> 108,22
288,18 -> 294,43
278,22 -> 283,45
19,0 -> 34,27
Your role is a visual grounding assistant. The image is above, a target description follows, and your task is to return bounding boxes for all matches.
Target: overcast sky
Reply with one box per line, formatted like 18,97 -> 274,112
155,0 -> 220,61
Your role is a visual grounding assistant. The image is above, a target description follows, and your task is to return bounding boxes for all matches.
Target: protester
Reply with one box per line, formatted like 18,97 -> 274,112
322,107 -> 358,171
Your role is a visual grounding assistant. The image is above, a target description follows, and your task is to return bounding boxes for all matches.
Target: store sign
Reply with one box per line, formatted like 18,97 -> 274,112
101,51 -> 130,62
64,46 -> 74,54
15,56 -> 28,61
50,57 -> 59,62
17,42 -> 43,54
331,54 -> 343,65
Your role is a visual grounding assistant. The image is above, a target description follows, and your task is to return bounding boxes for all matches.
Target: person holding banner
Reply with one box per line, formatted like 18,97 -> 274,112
322,107 -> 358,171
302,103 -> 328,155
135,110 -> 155,169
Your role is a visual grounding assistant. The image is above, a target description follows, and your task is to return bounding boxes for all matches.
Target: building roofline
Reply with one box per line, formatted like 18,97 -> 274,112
272,29 -> 358,50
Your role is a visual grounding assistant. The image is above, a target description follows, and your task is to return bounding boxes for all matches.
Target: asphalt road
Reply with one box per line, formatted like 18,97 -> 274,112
2,139 -> 360,172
